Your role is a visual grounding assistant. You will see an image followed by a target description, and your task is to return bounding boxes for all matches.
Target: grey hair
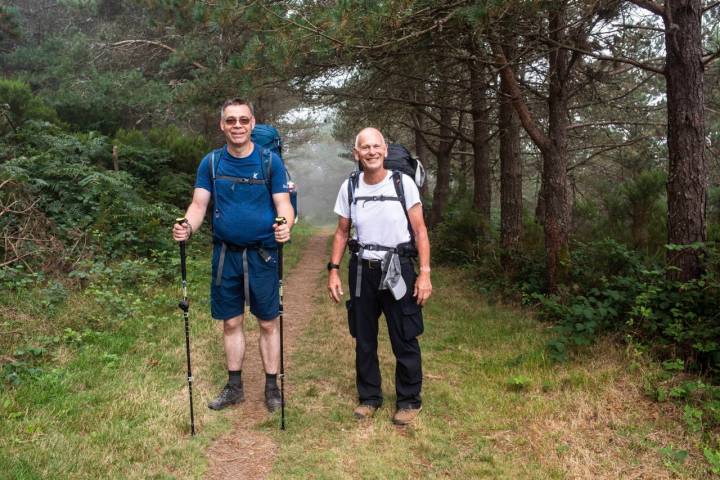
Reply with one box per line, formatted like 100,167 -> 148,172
354,127 -> 386,148
220,98 -> 254,119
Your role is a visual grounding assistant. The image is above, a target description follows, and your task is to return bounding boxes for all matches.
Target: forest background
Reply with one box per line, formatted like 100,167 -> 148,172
1,0 -> 719,475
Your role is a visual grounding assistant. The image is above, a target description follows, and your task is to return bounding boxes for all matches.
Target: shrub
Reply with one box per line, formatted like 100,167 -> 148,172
0,78 -> 59,133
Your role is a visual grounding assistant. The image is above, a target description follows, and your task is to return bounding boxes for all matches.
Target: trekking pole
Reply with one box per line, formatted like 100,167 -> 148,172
176,218 -> 196,436
275,216 -> 287,430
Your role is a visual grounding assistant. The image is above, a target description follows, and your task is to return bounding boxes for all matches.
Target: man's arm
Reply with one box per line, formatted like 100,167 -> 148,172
272,192 -> 295,243
327,216 -> 351,303
407,203 -> 432,306
172,188 -> 211,241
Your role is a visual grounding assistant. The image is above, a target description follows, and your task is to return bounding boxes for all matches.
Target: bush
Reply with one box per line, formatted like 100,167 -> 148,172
0,121 -> 179,286
0,78 -> 59,134
431,204 -> 493,266
629,265 -> 720,374
530,239 -> 648,361
527,239 -> 720,374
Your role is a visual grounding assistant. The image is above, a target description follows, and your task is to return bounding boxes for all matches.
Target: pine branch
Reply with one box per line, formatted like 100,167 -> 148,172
110,40 -> 208,70
628,0 -> 666,17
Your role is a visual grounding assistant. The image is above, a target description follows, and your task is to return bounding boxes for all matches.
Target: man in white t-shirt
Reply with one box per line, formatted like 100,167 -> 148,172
327,127 -> 432,426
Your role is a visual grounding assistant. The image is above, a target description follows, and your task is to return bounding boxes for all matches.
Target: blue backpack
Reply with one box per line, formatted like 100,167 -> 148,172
251,124 -> 298,222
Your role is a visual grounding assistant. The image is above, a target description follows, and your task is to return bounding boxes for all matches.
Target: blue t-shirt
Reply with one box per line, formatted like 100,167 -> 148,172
195,145 -> 288,247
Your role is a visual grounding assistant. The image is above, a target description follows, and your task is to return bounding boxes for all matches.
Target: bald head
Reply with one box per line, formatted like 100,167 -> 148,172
353,127 -> 388,173
354,127 -> 386,149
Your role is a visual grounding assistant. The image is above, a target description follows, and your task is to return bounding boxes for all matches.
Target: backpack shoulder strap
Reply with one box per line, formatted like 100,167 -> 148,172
259,148 -> 275,202
347,170 -> 361,233
211,149 -> 220,218
260,147 -> 272,184
348,170 -> 360,206
392,170 -> 415,245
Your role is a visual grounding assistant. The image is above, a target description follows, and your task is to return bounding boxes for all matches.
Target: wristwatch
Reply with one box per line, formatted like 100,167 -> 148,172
327,262 -> 340,271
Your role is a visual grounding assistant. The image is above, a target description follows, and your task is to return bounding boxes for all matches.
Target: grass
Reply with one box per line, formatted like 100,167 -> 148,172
263,265 -> 715,479
0,223 -> 313,480
0,224 -> 715,478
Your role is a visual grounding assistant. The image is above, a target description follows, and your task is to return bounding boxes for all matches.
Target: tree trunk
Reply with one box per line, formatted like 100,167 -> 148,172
112,145 -> 119,171
469,59 -> 491,228
492,2 -> 573,292
542,4 -> 572,293
663,0 -> 707,280
499,43 -> 523,258
429,107 -> 453,227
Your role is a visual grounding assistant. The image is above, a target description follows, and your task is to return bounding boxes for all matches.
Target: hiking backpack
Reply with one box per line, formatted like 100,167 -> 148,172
250,124 -> 298,222
347,143 -> 426,246
379,144 -> 426,188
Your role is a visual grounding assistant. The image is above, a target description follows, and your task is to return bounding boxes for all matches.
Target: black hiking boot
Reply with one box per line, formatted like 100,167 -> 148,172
265,383 -> 282,412
208,382 -> 244,410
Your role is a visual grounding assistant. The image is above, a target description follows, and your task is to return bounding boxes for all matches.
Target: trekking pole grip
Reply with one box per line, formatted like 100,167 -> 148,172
275,216 -> 287,273
176,218 -> 188,279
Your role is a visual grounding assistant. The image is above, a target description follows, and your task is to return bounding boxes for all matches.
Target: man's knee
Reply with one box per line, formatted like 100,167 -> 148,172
223,314 -> 244,334
258,317 -> 279,335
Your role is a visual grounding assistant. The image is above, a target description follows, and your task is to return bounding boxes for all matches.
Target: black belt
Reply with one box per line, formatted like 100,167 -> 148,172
361,258 -> 383,270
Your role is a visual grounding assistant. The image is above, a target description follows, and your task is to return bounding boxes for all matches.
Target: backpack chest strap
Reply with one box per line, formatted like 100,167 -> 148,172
351,195 -> 401,206
215,175 -> 268,185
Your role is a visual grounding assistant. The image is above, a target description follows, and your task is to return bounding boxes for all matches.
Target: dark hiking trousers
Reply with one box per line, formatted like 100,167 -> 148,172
346,255 -> 424,409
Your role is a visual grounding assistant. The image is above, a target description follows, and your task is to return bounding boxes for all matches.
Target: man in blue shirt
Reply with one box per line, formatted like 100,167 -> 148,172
172,98 -> 294,412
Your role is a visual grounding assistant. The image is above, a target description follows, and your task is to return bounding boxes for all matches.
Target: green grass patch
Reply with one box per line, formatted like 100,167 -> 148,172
1,230 -> 714,478
0,226 -> 313,479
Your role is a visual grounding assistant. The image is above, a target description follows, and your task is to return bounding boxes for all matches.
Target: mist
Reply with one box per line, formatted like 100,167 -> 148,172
284,140 -> 356,226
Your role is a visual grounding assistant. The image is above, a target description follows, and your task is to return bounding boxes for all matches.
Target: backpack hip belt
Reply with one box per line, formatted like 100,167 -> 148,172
350,240 -> 417,298
214,240 -> 273,309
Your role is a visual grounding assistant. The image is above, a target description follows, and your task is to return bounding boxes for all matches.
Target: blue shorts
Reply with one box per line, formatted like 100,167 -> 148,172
210,244 -> 279,321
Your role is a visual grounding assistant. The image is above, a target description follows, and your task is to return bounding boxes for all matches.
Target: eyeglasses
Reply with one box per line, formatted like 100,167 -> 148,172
224,116 -> 252,126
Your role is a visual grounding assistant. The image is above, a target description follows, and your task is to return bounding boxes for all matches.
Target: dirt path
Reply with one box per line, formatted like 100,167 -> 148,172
204,233 -> 329,480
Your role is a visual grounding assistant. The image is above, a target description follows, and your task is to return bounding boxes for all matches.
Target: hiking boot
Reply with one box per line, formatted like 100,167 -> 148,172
353,404 -> 378,420
208,383 -> 244,410
392,406 -> 422,425
265,383 -> 282,412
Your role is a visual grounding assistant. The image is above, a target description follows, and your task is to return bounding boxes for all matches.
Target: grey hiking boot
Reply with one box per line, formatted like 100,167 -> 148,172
208,383 -> 244,410
265,383 -> 282,412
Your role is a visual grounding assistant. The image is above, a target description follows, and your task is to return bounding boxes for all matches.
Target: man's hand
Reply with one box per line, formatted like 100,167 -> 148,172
414,271 -> 432,306
273,221 -> 291,243
172,220 -> 192,242
327,270 -> 344,303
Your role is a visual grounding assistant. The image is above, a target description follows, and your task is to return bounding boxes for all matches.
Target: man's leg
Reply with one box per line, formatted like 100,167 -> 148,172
257,317 -> 280,374
350,258 -> 384,410
258,317 -> 281,411
384,301 -> 422,408
208,314 -> 246,410
224,314 -> 246,371
381,265 -> 423,425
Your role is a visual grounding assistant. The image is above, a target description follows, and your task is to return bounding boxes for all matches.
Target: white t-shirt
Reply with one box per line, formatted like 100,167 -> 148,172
334,171 -> 421,260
